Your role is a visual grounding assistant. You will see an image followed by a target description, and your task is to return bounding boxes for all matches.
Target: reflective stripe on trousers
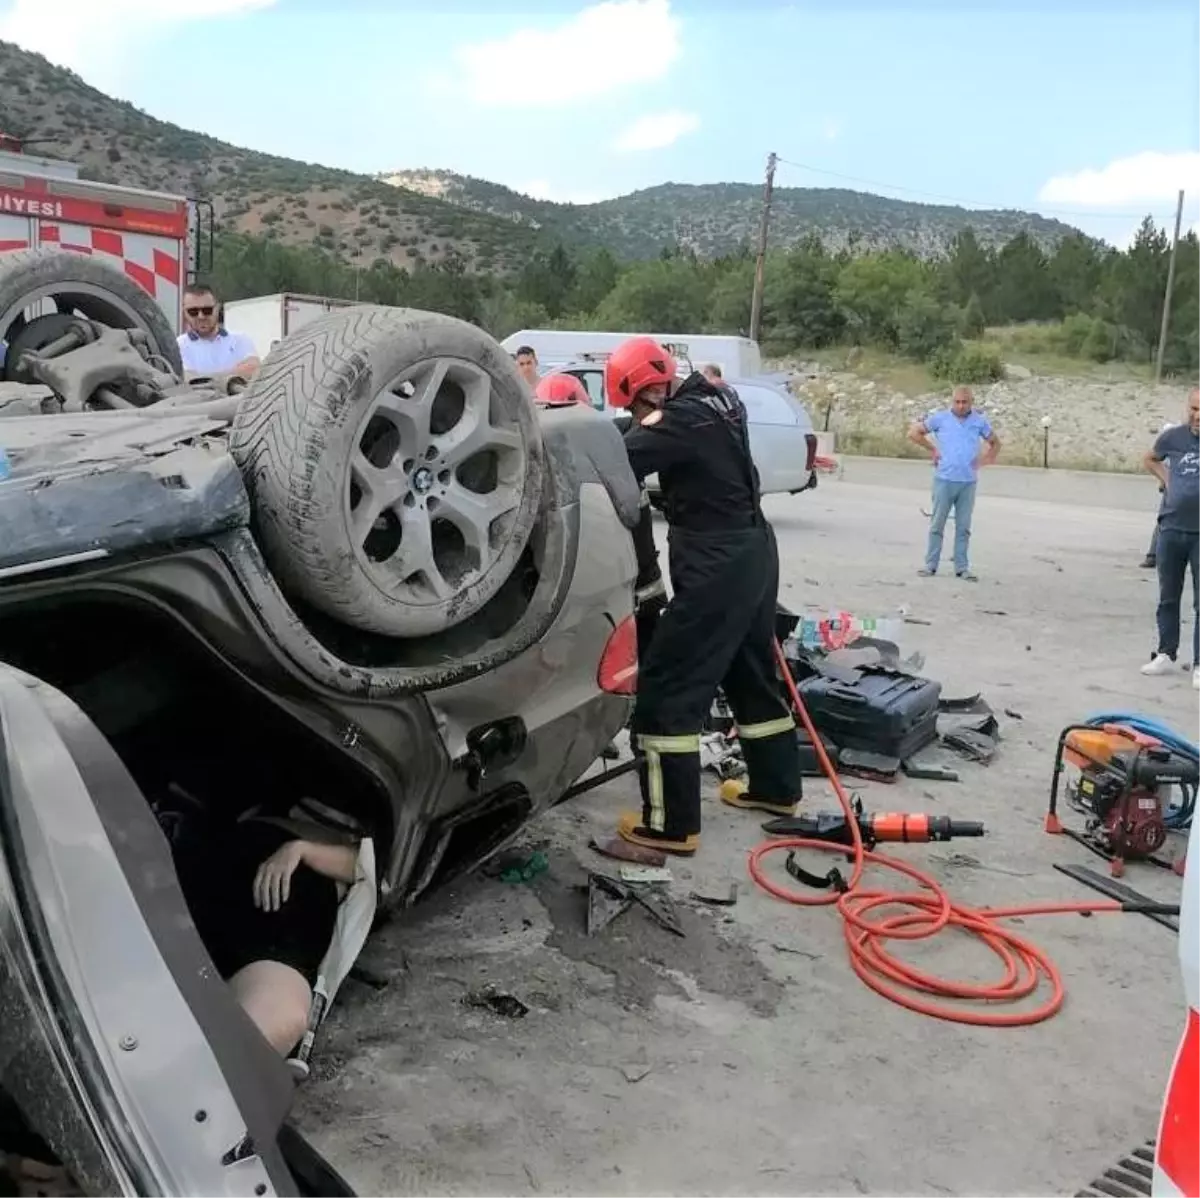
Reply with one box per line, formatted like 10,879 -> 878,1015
637,732 -> 700,832
738,714 -> 795,740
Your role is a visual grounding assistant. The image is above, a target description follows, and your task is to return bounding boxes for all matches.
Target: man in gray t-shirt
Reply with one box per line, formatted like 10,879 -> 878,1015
1141,388 -> 1200,687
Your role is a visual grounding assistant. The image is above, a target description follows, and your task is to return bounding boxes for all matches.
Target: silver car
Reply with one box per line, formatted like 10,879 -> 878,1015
0,265 -> 641,1194
557,362 -> 819,502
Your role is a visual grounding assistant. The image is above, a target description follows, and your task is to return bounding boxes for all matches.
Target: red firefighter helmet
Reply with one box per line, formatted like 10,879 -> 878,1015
604,337 -> 677,409
534,373 -> 591,407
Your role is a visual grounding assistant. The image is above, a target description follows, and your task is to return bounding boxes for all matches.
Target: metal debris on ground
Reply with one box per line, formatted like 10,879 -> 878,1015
481,847 -> 550,883
621,1064 -> 654,1084
690,883 -> 739,907
462,986 -> 530,1020
1075,1139 -> 1155,1198
619,865 -> 673,885
585,872 -> 685,938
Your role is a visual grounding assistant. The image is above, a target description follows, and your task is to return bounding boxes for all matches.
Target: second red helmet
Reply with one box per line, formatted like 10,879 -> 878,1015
534,373 -> 591,407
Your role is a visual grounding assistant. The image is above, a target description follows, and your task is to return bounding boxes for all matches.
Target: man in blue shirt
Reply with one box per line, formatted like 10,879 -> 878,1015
1141,388 -> 1200,689
908,386 -> 1001,581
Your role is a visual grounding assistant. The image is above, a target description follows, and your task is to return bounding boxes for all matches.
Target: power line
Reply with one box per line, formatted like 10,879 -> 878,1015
774,155 -> 1192,223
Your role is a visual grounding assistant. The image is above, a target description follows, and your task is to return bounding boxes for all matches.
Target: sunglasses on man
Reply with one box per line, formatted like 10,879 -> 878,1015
186,305 -> 216,317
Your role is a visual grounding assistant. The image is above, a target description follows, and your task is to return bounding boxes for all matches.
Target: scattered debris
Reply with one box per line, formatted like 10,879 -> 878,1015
690,883 -> 739,907
619,865 -> 673,885
771,943 -> 820,960
585,872 -> 685,938
1004,708 -> 1024,720
589,836 -> 667,867
621,1064 -> 654,1084
980,608 -> 1008,617
904,616 -> 933,626
901,755 -> 961,783
482,847 -> 550,883
463,986 -> 530,1019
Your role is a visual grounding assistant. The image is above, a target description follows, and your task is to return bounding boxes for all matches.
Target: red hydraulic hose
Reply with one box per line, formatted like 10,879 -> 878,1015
749,640 -> 1132,1027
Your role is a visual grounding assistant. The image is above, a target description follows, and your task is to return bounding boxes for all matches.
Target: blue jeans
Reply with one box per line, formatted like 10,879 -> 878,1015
925,479 -> 977,574
1155,527 -> 1199,664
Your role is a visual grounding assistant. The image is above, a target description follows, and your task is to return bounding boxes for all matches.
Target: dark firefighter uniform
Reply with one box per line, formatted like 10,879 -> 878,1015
619,373 -> 802,855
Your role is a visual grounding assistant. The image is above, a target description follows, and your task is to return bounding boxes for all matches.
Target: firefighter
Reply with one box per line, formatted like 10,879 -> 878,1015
605,336 -> 802,856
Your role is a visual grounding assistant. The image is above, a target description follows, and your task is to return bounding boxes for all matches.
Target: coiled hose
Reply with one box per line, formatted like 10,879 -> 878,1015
747,642 -> 1176,1026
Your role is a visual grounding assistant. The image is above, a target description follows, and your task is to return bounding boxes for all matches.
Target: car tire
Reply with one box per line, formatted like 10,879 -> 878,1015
230,305 -> 545,639
0,249 -> 183,378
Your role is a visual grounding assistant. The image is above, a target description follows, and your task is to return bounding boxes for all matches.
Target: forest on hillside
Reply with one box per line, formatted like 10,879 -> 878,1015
210,218 -> 1200,382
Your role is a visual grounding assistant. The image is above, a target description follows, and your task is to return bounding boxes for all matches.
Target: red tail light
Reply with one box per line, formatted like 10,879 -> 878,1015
804,433 -> 817,472
598,615 -> 638,695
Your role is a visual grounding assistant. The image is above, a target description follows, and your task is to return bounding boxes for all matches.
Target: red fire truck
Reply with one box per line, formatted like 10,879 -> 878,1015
0,133 -> 211,371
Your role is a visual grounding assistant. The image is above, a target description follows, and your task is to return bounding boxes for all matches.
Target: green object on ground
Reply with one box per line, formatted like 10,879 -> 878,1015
500,851 -> 549,884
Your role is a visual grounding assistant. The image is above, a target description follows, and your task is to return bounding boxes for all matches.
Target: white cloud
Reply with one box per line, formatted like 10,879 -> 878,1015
613,109 -> 699,153
0,0 -> 275,92
1038,150 -> 1200,207
822,119 -> 842,142
448,0 -> 681,109
517,179 -> 611,206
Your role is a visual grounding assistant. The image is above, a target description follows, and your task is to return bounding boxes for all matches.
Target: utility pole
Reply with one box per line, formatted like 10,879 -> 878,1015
749,151 -> 777,344
1154,188 -> 1185,384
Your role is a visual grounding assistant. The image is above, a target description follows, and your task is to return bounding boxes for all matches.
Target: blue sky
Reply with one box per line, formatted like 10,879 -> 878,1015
2,0 -> 1197,247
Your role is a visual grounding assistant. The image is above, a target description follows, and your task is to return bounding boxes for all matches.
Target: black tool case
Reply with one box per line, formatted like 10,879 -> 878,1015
796,668 -> 942,759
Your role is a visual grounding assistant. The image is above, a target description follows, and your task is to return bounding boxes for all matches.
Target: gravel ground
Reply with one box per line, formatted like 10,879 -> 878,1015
295,462 -> 1195,1197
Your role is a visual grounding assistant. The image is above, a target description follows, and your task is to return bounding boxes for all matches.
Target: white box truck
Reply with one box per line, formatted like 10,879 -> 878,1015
499,329 -> 763,381
221,293 -> 360,356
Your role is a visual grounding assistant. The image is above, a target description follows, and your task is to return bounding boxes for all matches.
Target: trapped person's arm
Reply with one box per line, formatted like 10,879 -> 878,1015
253,839 -> 359,912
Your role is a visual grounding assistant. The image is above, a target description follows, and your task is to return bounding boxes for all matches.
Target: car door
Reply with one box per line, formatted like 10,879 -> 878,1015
0,664 -> 351,1197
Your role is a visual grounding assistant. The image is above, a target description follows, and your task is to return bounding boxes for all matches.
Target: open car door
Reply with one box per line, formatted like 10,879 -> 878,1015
0,665 -> 354,1197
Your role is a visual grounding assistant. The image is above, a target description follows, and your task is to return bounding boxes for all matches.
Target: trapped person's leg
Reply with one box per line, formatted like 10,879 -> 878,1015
952,482 -> 978,576
1146,528 -> 1190,673
923,480 -> 953,573
230,961 -> 312,1055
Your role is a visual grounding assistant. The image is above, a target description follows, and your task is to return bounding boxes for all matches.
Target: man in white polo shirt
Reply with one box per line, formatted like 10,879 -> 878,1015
177,282 -> 260,378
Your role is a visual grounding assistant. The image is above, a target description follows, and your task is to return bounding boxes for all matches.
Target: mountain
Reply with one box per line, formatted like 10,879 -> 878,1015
0,40 -> 539,274
1,36 -> 1078,277
379,170 -> 1082,260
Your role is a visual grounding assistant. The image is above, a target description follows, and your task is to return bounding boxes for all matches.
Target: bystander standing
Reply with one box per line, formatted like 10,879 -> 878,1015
1140,388 -> 1199,688
907,386 -> 1001,581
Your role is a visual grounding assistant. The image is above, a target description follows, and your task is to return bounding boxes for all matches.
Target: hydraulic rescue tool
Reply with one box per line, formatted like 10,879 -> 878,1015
762,798 -> 985,891
1045,723 -> 1198,876
763,802 -> 985,848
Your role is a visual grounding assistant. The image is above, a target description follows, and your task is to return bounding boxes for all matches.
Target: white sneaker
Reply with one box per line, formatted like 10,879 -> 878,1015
1141,653 -> 1176,676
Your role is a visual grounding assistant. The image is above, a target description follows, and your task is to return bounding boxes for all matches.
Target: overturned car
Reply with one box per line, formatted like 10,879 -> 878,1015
0,251 -> 642,1195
